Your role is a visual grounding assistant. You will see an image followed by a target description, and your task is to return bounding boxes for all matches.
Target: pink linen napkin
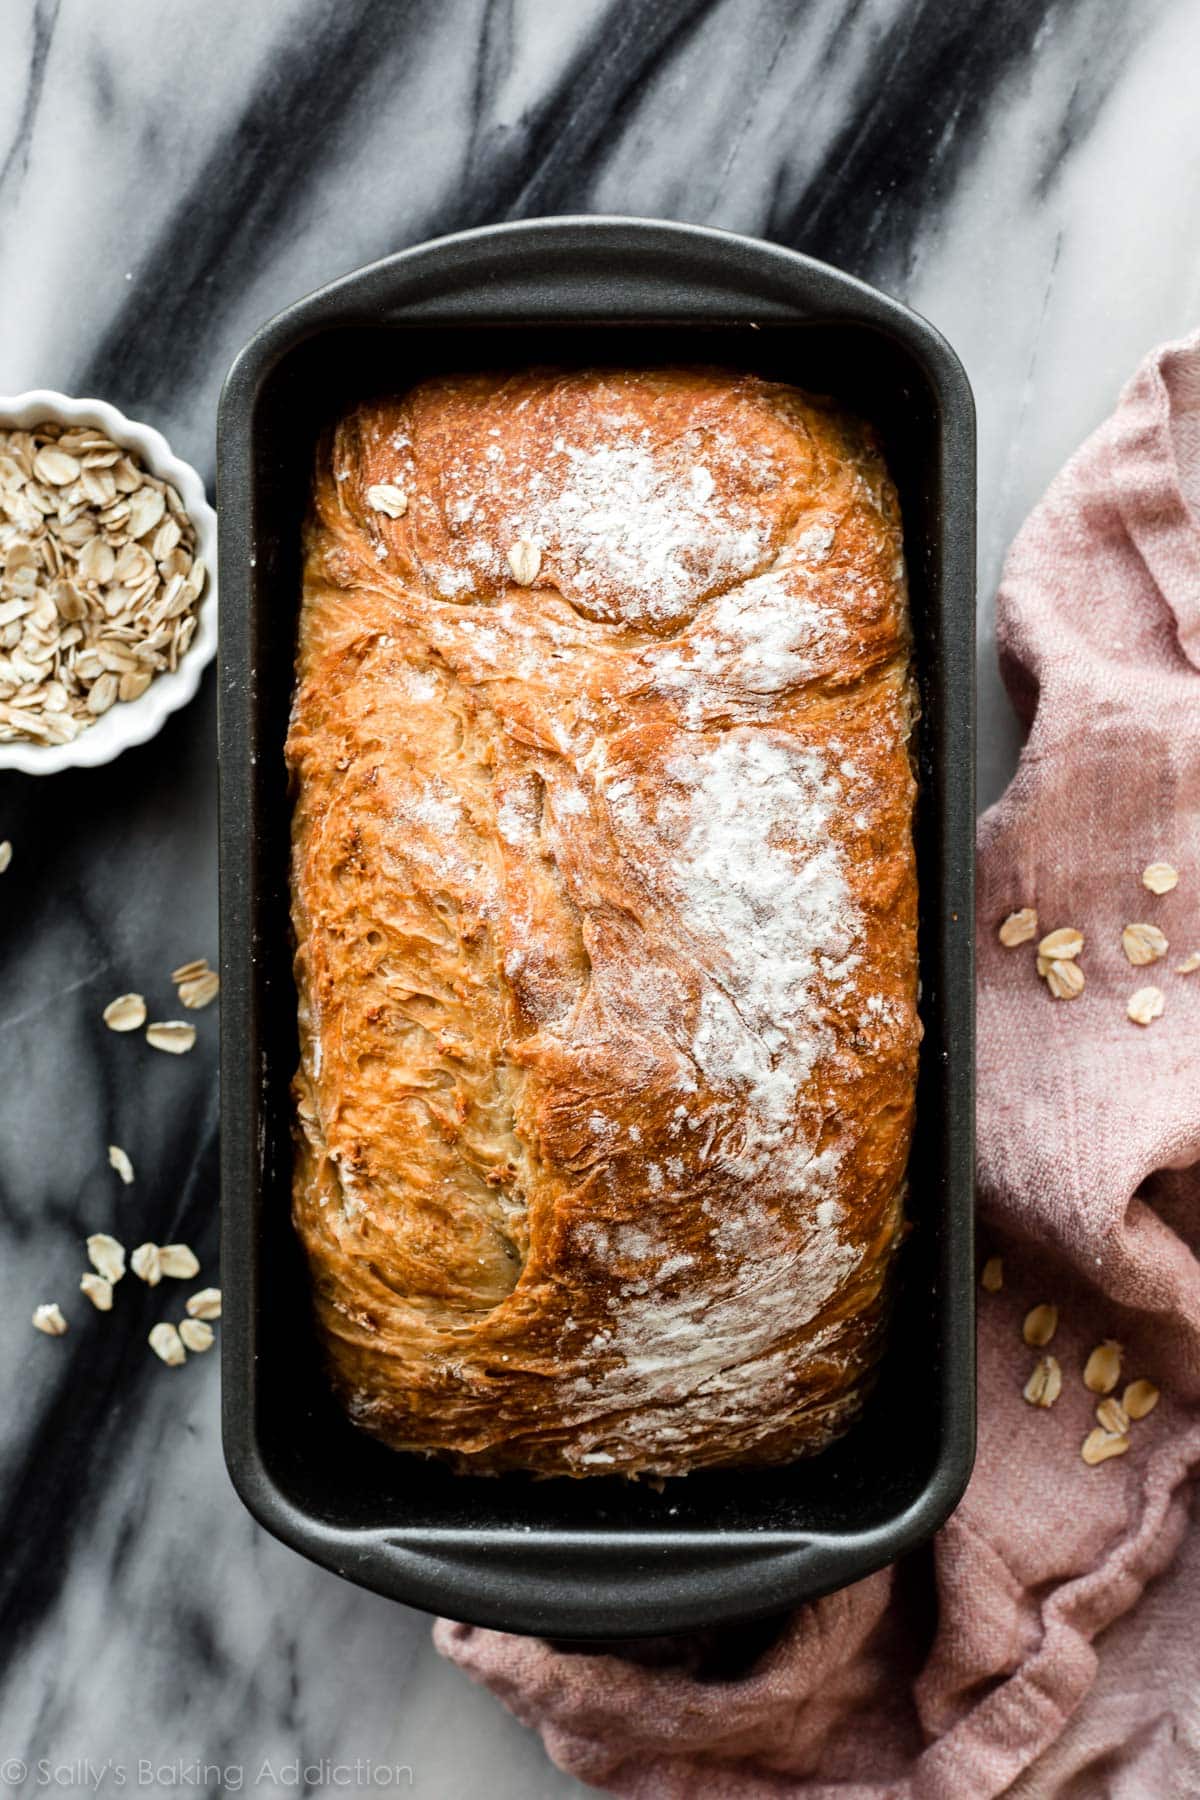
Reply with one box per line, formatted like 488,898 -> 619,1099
435,330 -> 1200,1798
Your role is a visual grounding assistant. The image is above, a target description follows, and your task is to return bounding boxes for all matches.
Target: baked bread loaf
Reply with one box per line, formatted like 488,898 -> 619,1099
287,367 -> 919,1478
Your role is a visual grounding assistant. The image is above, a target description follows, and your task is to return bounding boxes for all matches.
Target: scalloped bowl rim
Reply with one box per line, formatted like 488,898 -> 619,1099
0,390 -> 217,774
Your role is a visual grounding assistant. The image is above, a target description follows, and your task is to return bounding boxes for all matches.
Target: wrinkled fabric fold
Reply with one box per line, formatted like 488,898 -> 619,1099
436,330 -> 1200,1799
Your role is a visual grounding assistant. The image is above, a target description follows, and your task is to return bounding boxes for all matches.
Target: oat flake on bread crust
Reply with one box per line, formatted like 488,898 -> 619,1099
288,366 -> 920,1478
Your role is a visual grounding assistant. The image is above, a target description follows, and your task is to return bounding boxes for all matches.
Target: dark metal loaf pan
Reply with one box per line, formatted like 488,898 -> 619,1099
217,216 -> 976,1641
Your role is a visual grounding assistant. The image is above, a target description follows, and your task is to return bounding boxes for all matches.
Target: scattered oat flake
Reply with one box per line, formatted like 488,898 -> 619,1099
179,1317 -> 214,1353
131,1241 -> 162,1286
86,1232 -> 126,1283
1045,959 -> 1084,1000
186,1287 -> 221,1320
80,1272 -> 113,1311
1023,1303 -> 1058,1347
0,840 -> 11,873
179,969 -> 219,1009
1127,986 -> 1165,1026
171,957 -> 209,983
1142,862 -> 1179,895
1175,953 -> 1200,975
980,1256 -> 1003,1293
146,1020 -> 196,1054
1123,1379 -> 1160,1419
103,993 -> 146,1032
108,1144 -> 134,1185
148,1321 -> 186,1366
32,1302 -> 68,1335
998,908 -> 1038,947
506,538 -> 542,585
159,1243 -> 199,1279
1083,1339 -> 1122,1394
1023,1355 -> 1062,1408
1037,928 -> 1083,960
1122,922 -> 1168,966
1081,1427 -> 1130,1466
1096,1396 -> 1130,1435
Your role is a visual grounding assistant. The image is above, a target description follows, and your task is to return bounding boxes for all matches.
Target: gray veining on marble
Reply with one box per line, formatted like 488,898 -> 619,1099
2,1 -> 1200,1795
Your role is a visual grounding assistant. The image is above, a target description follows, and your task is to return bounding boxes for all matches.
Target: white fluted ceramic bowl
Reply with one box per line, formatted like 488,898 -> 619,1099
0,390 -> 217,774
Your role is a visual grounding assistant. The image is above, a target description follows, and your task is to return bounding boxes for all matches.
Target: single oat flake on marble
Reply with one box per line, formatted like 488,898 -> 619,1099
0,420 -> 205,743
158,1243 -> 199,1279
185,1286 -> 221,1320
1142,862 -> 1179,895
145,1019 -> 196,1054
32,1302 -> 68,1335
86,1232 -> 126,1283
103,992 -> 146,1032
108,1143 -> 134,1184
0,839 -> 11,873
179,1317 -> 214,1353
131,1241 -> 162,1286
998,908 -> 1038,947
80,1272 -> 113,1311
170,957 -> 209,983
178,969 -> 219,1009
148,1321 -> 186,1366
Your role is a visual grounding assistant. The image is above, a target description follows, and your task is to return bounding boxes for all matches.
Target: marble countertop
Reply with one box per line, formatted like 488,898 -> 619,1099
2,1 -> 1200,1794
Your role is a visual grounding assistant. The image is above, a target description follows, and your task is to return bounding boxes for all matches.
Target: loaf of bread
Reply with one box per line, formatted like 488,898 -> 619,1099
287,367 -> 919,1479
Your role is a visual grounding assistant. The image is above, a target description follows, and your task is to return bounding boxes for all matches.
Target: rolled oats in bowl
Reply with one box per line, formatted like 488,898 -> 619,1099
0,420 -> 206,745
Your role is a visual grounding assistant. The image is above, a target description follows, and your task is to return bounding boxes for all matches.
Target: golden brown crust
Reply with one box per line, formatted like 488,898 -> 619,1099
287,367 -> 919,1478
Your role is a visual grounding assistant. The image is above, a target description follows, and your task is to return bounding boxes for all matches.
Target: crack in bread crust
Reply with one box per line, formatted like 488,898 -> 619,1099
288,367 -> 919,1478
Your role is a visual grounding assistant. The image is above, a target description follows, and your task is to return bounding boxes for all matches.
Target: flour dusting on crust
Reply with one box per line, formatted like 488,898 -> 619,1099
499,436 -> 771,627
550,733 -> 864,1461
605,730 -> 858,1192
